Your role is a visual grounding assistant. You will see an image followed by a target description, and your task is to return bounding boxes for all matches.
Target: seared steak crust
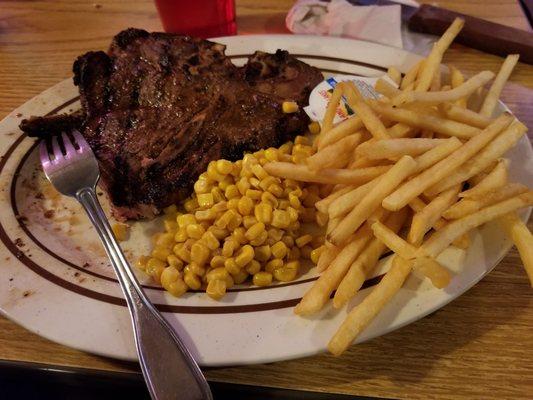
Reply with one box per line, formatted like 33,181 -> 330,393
20,29 -> 323,220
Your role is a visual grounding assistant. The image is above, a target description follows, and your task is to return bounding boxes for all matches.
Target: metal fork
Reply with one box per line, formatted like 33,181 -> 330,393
39,131 -> 212,400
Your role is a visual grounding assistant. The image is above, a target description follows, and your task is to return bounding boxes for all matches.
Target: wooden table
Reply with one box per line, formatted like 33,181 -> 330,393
0,1 -> 532,399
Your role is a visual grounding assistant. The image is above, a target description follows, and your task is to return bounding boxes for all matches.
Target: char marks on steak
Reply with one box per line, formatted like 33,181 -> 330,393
20,28 -> 323,220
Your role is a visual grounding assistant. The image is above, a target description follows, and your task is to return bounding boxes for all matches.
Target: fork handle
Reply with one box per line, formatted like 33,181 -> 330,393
76,187 -> 212,400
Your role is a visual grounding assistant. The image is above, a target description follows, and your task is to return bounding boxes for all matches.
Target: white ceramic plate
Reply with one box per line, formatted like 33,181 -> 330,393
0,35 -> 531,367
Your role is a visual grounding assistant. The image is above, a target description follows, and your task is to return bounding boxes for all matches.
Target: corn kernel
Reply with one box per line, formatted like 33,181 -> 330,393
271,210 -> 290,229
197,193 -> 214,208
267,184 -> 282,198
207,267 -> 229,282
191,242 -> 210,266
173,243 -> 191,263
294,135 -> 309,145
208,226 -> 228,240
224,258 -> 240,275
177,214 -> 196,228
225,184 -> 240,199
174,228 -> 188,243
254,202 -> 273,224
254,245 -> 271,262
245,222 -> 265,241
288,246 -> 301,260
194,179 -> 211,194
288,193 -> 301,208
224,274 -> 235,289
167,254 -> 183,270
232,270 -> 248,285
308,121 -> 320,135
278,199 -> 290,210
281,235 -> 295,248
216,159 -> 233,175
218,179 -> 232,191
245,189 -> 262,200
160,266 -> 180,288
251,164 -> 268,180
211,201 -> 228,214
265,258 -> 283,273
184,198 -> 199,212
136,255 -> 150,271
164,218 -> 178,232
227,198 -> 240,211
282,101 -> 299,113
287,206 -> 299,222
271,241 -> 288,259
250,230 -> 268,246
186,224 -> 205,240
310,246 -> 324,264
264,148 -> 279,161
237,196 -> 254,216
267,228 -> 283,242
253,271 -> 273,286
156,232 -> 174,248
222,238 -> 239,257
211,187 -> 225,203
279,142 -> 293,154
210,255 -> 226,269
227,213 -> 242,231
207,162 -> 225,181
152,246 -> 171,262
215,210 -> 235,229
237,178 -> 251,195
167,279 -> 188,297
182,271 -> 200,290
261,191 -> 278,208
201,231 -> 220,250
235,245 -> 254,267
243,215 -> 258,229
258,176 -> 278,191
233,227 -> 248,244
195,209 -> 215,221
274,266 -> 298,282
296,234 -> 313,248
249,177 -> 261,188
190,261 -> 206,276
206,279 -> 226,300
246,260 -> 261,275
147,257 -> 167,273
110,223 -> 129,242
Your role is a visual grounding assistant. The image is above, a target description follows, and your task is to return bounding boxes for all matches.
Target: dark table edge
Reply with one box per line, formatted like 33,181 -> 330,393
0,358 -> 385,399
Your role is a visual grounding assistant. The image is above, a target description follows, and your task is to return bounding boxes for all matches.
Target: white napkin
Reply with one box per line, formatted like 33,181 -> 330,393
286,0 -> 432,54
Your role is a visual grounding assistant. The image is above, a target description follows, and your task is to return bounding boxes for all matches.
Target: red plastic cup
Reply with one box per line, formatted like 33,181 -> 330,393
155,0 -> 237,38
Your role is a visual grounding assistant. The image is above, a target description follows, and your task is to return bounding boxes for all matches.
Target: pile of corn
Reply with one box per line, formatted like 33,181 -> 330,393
137,133 -> 328,300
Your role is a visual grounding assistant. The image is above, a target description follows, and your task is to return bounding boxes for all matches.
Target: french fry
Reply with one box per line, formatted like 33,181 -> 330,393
499,212 -> 533,286
430,69 -> 441,91
329,177 -> 382,219
356,138 -> 448,160
322,83 -> 344,132
443,183 -> 528,219
294,224 -> 374,315
408,186 -> 461,244
401,60 -> 422,90
460,159 -> 508,198
371,220 -> 418,259
412,257 -> 451,288
317,244 -> 341,273
264,162 -> 391,185
346,99 -> 390,140
419,191 -> 533,258
387,122 -> 416,138
452,233 -> 471,249
317,117 -> 364,150
328,255 -> 412,356
413,137 -> 462,173
480,54 -> 520,117
307,133 -> 362,170
392,71 -> 494,106
441,103 -> 493,129
315,185 -> 354,214
415,18 -> 465,92
329,156 -> 417,245
387,66 -> 402,86
333,210 -> 407,309
375,78 -> 400,99
449,65 -> 467,107
382,114 -> 513,211
368,100 -> 481,139
425,120 -> 527,195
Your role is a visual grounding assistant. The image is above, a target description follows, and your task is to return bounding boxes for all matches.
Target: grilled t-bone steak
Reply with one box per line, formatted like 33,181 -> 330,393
20,28 -> 323,220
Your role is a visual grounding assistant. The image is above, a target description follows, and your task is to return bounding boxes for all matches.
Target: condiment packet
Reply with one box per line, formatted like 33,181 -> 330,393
304,75 -> 398,124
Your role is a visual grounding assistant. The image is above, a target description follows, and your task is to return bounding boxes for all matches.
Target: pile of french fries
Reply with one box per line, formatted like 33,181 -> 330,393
264,18 -> 533,355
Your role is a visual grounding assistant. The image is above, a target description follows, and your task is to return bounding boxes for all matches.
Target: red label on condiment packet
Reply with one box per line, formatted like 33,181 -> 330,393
304,75 -> 397,125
